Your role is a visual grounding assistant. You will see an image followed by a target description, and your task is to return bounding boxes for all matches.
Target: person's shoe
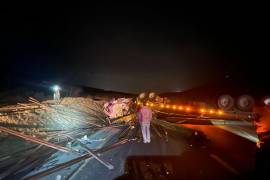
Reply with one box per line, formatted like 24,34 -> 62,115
143,140 -> 147,143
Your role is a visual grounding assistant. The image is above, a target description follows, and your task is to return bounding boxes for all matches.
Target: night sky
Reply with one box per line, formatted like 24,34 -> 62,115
0,3 -> 268,93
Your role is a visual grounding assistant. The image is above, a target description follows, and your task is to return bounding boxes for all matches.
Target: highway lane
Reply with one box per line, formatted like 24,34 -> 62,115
59,120 -> 257,180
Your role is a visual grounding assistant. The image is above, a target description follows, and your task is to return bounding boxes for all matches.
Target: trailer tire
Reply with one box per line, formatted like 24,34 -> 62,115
237,95 -> 254,112
138,92 -> 146,100
218,95 -> 234,110
149,92 -> 156,100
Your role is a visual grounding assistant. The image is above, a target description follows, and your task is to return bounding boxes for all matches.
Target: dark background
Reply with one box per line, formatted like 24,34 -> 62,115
0,2 -> 268,93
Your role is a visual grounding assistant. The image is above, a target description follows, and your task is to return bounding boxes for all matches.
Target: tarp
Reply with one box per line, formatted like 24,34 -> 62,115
103,98 -> 132,119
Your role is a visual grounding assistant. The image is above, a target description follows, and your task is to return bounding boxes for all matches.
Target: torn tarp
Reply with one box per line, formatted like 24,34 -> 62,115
103,98 -> 132,119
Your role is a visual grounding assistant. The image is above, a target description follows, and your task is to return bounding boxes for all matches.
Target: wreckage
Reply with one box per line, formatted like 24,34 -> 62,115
0,92 -> 256,179
0,94 -> 167,179
0,96 -> 136,179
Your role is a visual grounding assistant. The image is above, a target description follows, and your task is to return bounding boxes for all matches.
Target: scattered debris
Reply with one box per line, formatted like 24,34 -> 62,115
0,97 -> 137,179
0,95 -> 199,179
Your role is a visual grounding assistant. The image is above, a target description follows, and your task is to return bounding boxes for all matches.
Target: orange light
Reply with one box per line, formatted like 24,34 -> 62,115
160,104 -> 165,108
137,101 -> 141,105
150,103 -> 154,107
200,109 -> 205,113
186,107 -> 191,111
178,106 -> 183,110
218,110 -> 223,115
166,105 -> 170,108
172,105 -> 176,110
146,102 -> 149,106
209,109 -> 214,114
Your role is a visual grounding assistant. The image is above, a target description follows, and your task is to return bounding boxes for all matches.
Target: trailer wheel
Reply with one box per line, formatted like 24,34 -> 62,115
138,92 -> 146,100
237,95 -> 254,112
149,92 -> 156,100
218,95 -> 234,110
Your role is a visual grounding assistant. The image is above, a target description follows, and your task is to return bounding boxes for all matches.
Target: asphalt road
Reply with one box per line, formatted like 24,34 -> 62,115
67,121 -> 257,180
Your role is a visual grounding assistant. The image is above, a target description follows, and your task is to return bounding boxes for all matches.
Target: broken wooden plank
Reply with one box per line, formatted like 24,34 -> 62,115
66,135 -> 114,170
0,126 -> 71,153
24,139 -> 133,180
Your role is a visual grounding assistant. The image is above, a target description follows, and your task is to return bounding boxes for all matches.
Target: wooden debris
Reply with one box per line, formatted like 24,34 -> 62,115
66,135 -> 114,170
0,96 -> 137,179
0,126 -> 71,153
24,139 -> 132,180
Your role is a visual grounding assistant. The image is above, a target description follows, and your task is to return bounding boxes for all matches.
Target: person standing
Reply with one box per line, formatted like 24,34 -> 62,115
53,85 -> 61,101
137,102 -> 153,143
253,97 -> 270,177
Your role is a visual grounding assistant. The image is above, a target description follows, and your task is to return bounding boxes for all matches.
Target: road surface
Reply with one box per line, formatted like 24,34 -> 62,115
43,120 -> 257,180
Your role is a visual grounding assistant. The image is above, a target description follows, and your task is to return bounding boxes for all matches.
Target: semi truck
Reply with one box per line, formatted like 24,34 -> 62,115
136,90 -> 258,124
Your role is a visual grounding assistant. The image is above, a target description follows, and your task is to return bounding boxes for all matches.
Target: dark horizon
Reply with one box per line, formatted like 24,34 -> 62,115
1,3 -> 268,93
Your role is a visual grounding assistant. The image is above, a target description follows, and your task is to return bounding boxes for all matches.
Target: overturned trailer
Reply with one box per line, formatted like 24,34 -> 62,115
136,91 -> 256,124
